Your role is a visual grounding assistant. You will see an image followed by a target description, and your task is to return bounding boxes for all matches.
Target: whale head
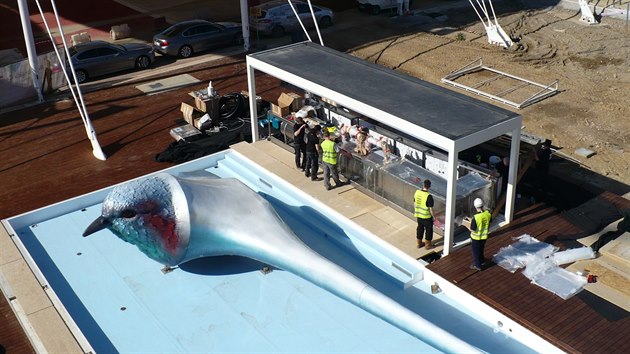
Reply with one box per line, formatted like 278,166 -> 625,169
83,174 -> 190,266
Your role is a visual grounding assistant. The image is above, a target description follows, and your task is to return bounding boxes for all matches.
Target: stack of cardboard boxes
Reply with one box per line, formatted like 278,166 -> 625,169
180,102 -> 207,128
270,92 -> 303,118
171,90 -> 218,141
176,89 -> 220,131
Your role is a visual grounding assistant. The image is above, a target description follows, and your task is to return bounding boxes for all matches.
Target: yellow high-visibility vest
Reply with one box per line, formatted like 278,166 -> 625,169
471,210 -> 491,240
413,190 -> 431,219
321,139 -> 337,165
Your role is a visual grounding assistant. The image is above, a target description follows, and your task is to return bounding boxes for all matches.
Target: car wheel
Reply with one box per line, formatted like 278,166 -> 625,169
319,16 -> 332,28
178,45 -> 193,58
135,55 -> 151,69
370,6 -> 380,15
271,26 -> 285,38
75,69 -> 88,84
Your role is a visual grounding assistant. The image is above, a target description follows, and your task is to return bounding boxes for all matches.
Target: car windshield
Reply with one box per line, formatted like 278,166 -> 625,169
68,47 -> 78,57
161,25 -> 184,37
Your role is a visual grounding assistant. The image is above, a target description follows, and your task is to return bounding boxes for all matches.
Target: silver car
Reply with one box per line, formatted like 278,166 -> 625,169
249,0 -> 334,38
153,20 -> 243,58
67,40 -> 154,84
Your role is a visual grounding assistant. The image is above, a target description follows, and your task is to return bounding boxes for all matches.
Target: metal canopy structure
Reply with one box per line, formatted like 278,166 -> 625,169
246,42 -> 522,256
442,58 -> 559,109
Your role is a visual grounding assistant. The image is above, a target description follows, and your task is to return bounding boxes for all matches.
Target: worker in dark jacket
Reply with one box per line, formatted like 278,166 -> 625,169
293,116 -> 307,170
468,198 -> 492,271
304,125 -> 321,180
413,179 -> 434,249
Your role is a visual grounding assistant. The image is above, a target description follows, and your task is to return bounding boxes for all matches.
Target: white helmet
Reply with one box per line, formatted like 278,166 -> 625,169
474,198 -> 484,208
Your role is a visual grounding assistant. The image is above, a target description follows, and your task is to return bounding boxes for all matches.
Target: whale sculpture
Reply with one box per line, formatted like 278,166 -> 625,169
83,172 -> 480,353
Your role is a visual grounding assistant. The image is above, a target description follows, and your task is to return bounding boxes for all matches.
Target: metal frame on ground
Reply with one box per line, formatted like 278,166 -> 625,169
441,58 -> 559,109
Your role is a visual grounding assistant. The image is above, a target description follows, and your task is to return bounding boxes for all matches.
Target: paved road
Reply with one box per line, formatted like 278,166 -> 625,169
51,0 -> 471,94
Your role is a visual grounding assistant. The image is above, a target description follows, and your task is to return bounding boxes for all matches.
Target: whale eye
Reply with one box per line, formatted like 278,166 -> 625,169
120,209 -> 137,219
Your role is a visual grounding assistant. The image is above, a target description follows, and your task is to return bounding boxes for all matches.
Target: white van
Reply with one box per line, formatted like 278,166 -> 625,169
357,0 -> 413,15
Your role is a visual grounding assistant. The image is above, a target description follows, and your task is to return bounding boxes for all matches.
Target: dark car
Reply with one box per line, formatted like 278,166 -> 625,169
153,20 -> 243,58
67,40 -> 154,84
249,0 -> 334,38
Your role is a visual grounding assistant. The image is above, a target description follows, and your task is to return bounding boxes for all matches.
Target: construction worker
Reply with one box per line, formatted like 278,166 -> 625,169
293,116 -> 307,170
468,198 -> 492,271
320,130 -> 346,191
413,179 -> 434,249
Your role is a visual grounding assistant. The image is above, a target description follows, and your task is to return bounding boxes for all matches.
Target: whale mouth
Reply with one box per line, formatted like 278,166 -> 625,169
83,216 -> 110,237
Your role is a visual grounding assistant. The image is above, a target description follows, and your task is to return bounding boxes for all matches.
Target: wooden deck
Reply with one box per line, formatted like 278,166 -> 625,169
0,294 -> 35,354
427,191 -> 630,354
1,53 -> 630,353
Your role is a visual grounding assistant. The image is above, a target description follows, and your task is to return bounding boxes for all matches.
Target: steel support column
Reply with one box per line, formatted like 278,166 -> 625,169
246,63 -> 259,142
17,0 -> 43,102
442,145 -> 458,256
505,127 -> 521,223
240,0 -> 250,52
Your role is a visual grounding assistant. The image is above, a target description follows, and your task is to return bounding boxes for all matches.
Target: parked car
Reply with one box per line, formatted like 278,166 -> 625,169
249,0 -> 334,38
357,0 -> 414,15
153,20 -> 243,58
67,40 -> 154,84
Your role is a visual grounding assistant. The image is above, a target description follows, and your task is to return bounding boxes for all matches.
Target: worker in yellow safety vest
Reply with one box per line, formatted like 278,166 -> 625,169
468,198 -> 492,271
320,130 -> 346,191
413,179 -> 434,250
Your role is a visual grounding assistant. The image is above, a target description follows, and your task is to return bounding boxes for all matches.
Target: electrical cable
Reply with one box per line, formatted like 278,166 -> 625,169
219,93 -> 246,120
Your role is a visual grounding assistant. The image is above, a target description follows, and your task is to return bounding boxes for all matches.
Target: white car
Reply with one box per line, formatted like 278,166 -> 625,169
250,0 -> 334,37
357,0 -> 413,15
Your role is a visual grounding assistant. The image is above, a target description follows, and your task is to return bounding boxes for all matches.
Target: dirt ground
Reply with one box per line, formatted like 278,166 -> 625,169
339,3 -> 630,186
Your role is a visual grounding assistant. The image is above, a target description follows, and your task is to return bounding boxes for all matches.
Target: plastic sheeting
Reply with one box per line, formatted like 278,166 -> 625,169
493,235 -> 594,299
493,234 -> 557,273
532,268 -> 588,300
552,247 -> 596,266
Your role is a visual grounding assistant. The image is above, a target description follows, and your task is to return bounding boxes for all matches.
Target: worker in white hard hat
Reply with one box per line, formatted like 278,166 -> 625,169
468,198 -> 492,271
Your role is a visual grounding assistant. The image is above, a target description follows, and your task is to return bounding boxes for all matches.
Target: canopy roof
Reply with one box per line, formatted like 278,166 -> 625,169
247,42 -> 521,152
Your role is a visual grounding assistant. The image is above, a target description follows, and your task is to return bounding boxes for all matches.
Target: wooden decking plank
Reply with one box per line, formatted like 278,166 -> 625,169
477,292 -> 579,353
556,313 -> 602,350
573,320 -> 613,352
429,189 -> 630,353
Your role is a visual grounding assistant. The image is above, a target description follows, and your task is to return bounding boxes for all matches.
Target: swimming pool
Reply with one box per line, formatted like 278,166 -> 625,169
2,150 -> 560,353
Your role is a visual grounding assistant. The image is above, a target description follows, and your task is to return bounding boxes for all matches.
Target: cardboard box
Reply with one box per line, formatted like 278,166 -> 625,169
462,217 -> 472,230
180,102 -> 205,126
271,102 -> 289,118
278,92 -> 302,112
194,96 -> 208,112
285,92 -> 303,111
273,92 -> 303,117
170,124 -> 201,141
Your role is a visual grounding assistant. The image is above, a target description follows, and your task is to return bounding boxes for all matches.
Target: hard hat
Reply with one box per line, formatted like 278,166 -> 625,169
474,198 -> 484,208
